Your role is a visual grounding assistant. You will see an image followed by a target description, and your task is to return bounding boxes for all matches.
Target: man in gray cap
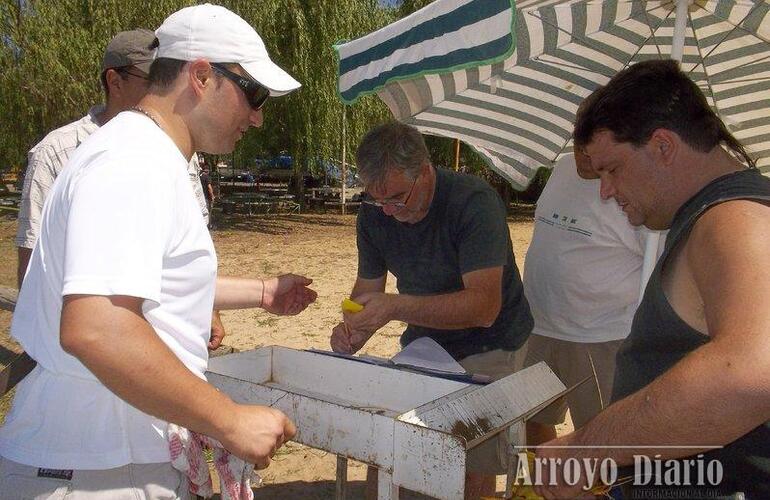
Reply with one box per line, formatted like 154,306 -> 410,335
14,28 -> 229,350
0,5 -> 315,499
15,29 -> 156,287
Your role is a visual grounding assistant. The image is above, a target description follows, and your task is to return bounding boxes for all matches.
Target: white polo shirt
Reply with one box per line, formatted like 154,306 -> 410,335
0,111 -> 217,469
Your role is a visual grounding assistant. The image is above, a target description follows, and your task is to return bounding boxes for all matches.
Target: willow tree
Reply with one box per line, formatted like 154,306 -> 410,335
0,1 -> 394,181
0,0 -> 191,171
221,0 -> 395,192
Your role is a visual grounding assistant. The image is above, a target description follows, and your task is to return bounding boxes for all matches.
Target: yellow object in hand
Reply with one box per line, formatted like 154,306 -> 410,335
341,298 -> 364,313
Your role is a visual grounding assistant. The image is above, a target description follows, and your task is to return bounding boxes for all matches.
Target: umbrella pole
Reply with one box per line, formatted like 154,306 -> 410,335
342,106 -> 347,215
453,138 -> 460,171
671,0 -> 689,62
640,0 -> 688,300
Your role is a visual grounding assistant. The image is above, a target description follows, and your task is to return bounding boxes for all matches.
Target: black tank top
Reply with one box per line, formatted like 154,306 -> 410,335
613,169 -> 770,498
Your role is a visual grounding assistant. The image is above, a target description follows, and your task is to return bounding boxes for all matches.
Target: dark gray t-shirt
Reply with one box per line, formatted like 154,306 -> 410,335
357,168 -> 532,360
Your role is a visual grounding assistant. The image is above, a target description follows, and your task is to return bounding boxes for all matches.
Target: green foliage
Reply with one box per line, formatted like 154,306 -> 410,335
0,0 -> 393,178
0,1 -> 539,198
222,0 -> 394,180
0,0 -> 190,170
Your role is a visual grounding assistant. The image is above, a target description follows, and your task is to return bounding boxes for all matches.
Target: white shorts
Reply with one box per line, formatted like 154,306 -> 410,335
0,456 -> 190,500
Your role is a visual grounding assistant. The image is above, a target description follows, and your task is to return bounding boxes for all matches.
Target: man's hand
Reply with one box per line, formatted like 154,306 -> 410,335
217,404 -> 297,469
208,309 -> 226,350
262,274 -> 317,316
330,322 -> 373,354
330,292 -> 392,354
343,292 -> 393,334
532,444 -> 601,499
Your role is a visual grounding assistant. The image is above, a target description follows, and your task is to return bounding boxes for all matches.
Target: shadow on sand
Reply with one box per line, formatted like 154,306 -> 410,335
212,202 -> 535,234
212,213 -> 352,235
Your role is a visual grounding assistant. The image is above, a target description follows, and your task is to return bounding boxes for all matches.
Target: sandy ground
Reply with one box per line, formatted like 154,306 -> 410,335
0,208 -> 571,498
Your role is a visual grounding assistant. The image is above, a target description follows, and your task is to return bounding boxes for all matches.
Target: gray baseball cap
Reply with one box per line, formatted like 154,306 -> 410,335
101,28 -> 157,73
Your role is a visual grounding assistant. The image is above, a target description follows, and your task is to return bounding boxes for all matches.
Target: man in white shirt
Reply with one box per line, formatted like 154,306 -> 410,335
523,151 -> 645,443
0,5 -> 316,499
14,29 -> 228,350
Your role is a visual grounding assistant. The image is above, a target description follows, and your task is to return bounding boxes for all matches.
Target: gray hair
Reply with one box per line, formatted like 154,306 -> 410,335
356,121 -> 430,190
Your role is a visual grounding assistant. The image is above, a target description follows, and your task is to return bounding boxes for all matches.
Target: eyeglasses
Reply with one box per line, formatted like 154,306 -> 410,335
211,63 -> 270,111
361,175 -> 418,208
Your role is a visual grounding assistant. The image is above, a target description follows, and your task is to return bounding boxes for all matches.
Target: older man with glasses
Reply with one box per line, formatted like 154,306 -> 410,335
331,121 -> 533,499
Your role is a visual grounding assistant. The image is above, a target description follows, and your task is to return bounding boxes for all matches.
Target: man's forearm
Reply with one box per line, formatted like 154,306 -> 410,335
61,295 -> 236,440
388,288 -> 498,330
214,276 -> 263,310
17,246 -> 32,289
544,339 -> 769,465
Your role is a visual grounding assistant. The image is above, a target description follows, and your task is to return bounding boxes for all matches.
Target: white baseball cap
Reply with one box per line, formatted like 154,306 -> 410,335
155,4 -> 300,96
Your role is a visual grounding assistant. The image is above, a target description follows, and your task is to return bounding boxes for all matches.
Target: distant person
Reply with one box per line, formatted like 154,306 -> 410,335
523,151 -> 645,444
199,160 -> 215,227
0,5 -> 316,498
330,121 -> 533,499
536,59 -> 770,498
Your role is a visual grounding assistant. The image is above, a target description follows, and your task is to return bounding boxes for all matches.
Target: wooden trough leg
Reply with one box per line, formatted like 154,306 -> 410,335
504,422 -> 527,499
377,469 -> 399,500
335,455 -> 348,500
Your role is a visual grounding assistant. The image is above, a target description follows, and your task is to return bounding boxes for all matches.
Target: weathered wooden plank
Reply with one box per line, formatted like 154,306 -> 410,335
0,286 -> 18,312
208,369 -> 397,468
393,421 -> 465,499
336,456 -> 348,500
398,362 -> 566,448
207,347 -> 272,384
0,352 -> 35,396
377,469 -> 399,500
272,347 -> 469,414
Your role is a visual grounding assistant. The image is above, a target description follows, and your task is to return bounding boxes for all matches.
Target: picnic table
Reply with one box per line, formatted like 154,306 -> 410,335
307,186 -> 362,213
220,192 -> 300,215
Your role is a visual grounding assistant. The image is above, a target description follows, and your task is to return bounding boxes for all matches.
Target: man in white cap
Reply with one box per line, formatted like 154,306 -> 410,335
0,5 -> 315,499
13,29 -> 229,352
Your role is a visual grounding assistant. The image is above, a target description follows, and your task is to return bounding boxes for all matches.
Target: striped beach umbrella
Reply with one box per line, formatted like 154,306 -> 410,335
335,0 -> 770,190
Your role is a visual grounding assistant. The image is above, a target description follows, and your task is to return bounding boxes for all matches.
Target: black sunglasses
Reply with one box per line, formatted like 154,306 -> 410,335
210,63 -> 270,111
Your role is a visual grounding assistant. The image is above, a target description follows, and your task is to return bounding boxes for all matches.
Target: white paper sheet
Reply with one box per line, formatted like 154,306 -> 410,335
391,337 -> 466,374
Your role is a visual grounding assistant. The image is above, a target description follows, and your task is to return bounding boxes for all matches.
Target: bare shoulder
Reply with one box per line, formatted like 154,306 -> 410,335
683,199 -> 770,339
688,199 -> 770,259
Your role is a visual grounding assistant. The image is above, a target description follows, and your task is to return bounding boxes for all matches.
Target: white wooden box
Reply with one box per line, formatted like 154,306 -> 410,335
207,346 -> 564,499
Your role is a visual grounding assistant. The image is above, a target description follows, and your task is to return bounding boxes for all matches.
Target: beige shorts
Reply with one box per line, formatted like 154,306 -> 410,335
458,347 -> 527,474
523,334 -> 624,428
0,457 -> 190,500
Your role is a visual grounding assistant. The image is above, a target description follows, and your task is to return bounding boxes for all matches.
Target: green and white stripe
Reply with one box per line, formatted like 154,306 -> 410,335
336,0 -> 770,189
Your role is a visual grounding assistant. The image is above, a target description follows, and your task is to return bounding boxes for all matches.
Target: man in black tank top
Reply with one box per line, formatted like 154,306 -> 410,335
533,60 -> 770,499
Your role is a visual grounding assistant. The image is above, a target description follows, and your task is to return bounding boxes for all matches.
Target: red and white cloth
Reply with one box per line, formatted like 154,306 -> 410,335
168,423 -> 261,500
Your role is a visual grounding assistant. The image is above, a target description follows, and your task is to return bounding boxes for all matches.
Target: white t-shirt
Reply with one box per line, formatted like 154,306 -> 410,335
16,106 -> 209,250
0,111 -> 217,469
523,154 -> 645,343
